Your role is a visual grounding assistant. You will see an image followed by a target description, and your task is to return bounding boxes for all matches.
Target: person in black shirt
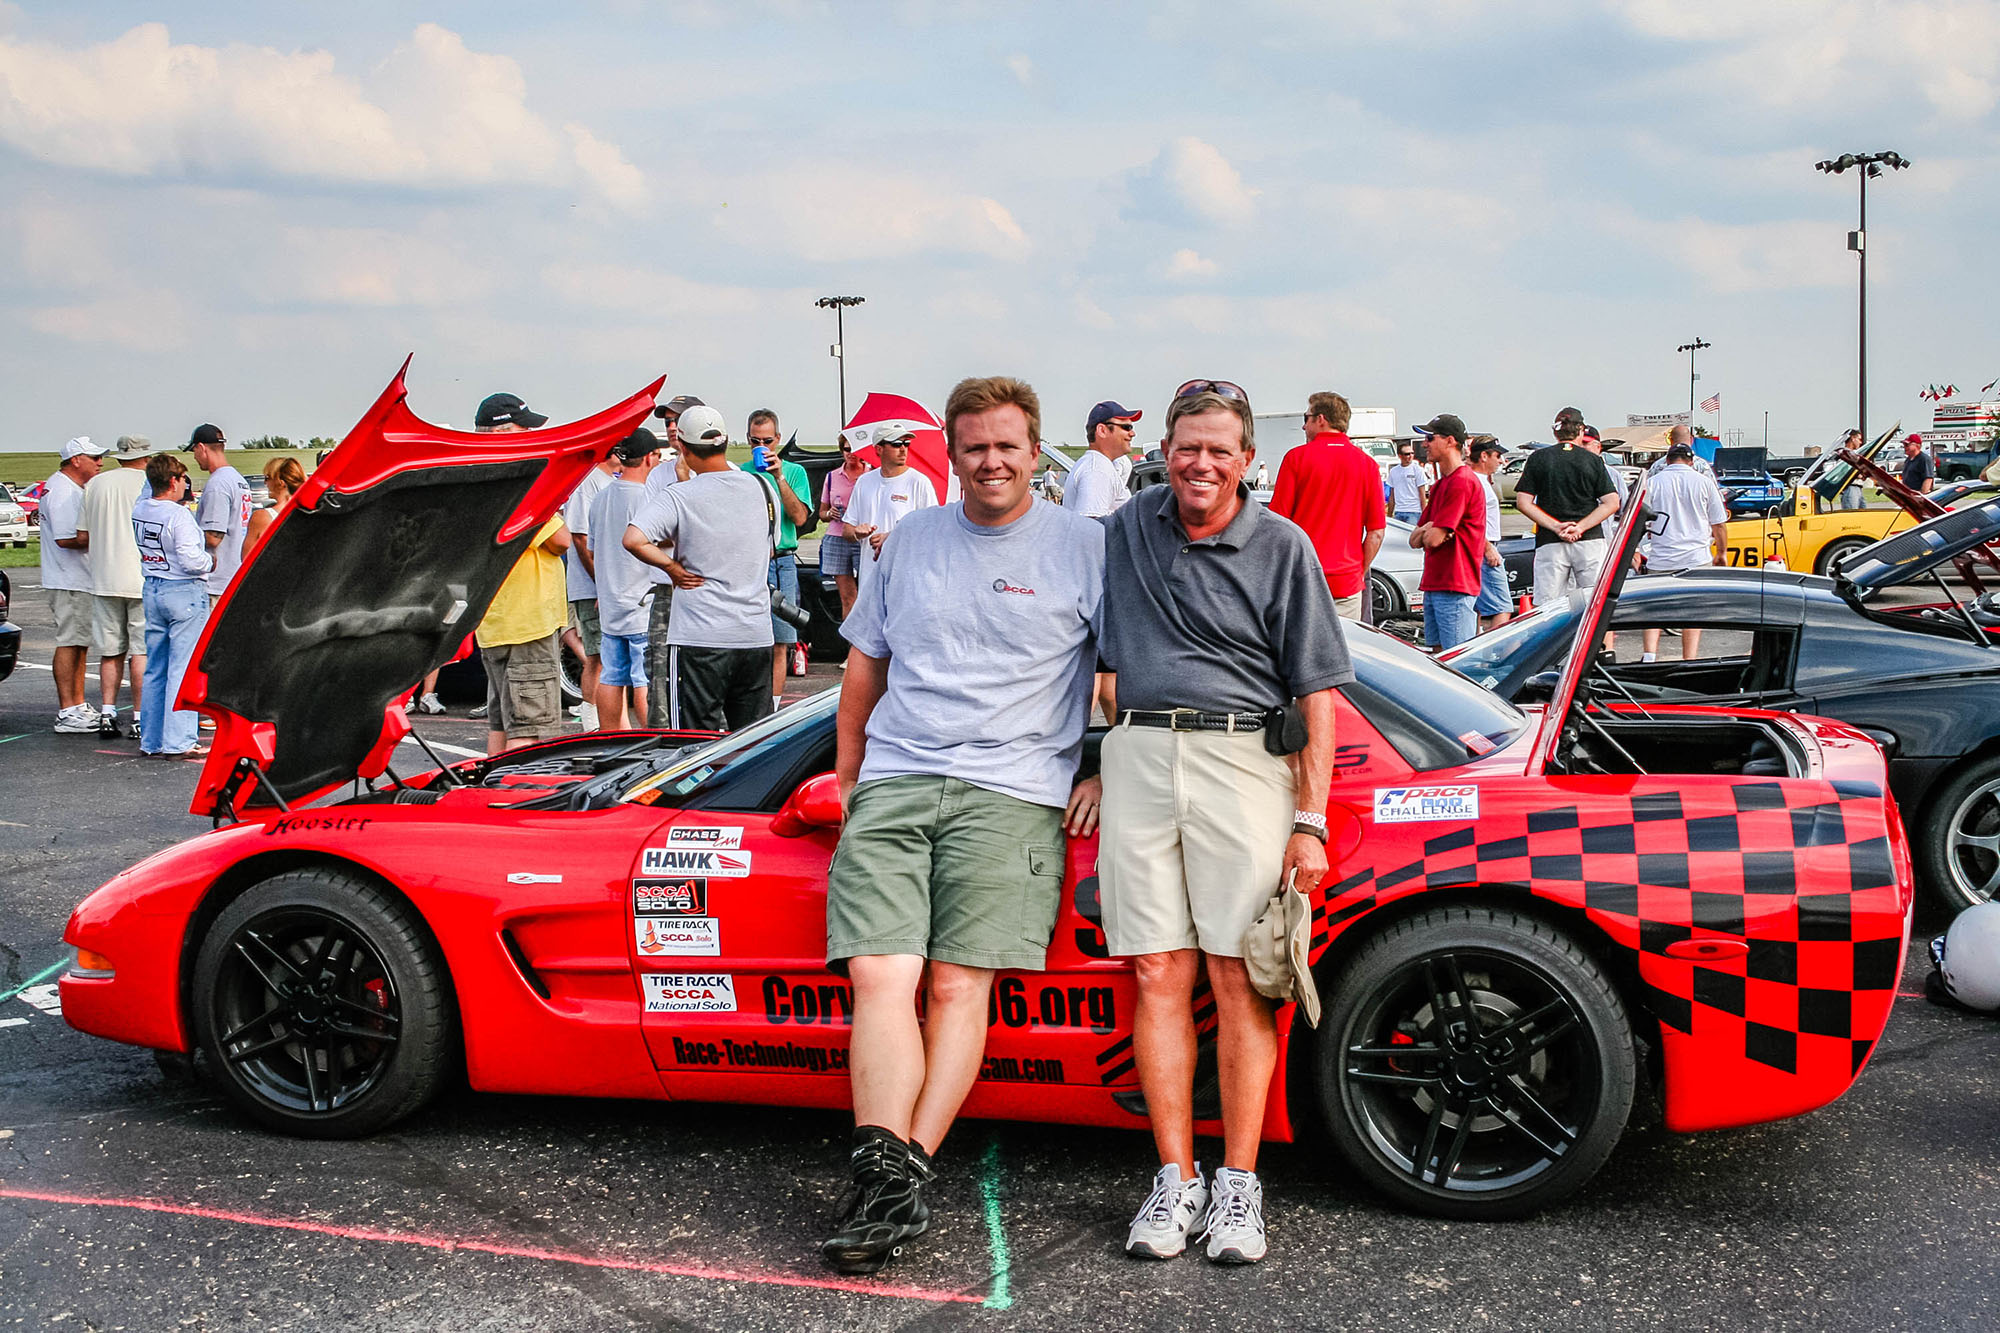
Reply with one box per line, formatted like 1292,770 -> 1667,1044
1514,406 -> 1620,607
1900,434 -> 1936,495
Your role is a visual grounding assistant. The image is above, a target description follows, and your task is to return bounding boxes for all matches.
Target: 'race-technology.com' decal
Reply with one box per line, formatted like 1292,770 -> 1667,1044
1374,785 -> 1480,823
642,848 -> 751,877
664,826 -> 744,849
643,973 -> 737,1013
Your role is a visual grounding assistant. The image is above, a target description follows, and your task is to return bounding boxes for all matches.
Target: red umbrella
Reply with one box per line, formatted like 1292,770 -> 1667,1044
843,392 -> 957,502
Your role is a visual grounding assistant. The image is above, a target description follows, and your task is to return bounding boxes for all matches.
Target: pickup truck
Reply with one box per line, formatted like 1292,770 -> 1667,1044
1936,438 -> 2000,482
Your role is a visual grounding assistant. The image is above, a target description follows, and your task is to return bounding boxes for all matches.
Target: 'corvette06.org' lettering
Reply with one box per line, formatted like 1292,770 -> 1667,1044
764,976 -> 854,1026
265,815 -> 374,837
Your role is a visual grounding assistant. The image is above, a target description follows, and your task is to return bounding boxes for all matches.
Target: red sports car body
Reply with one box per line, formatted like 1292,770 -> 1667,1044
62,376 -> 1916,1218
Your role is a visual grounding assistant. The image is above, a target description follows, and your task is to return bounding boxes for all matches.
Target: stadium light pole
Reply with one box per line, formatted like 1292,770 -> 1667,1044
1814,151 -> 1910,444
815,295 -> 865,428
1677,338 -> 1711,417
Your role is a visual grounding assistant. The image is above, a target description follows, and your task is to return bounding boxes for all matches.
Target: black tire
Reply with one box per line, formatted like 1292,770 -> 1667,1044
1918,756 -> 2000,913
191,868 -> 456,1138
1316,905 -> 1636,1220
1815,536 -> 1873,576
1369,569 -> 1406,622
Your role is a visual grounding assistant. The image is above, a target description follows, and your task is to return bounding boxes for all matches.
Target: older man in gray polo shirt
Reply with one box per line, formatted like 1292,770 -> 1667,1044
1096,381 -> 1350,1266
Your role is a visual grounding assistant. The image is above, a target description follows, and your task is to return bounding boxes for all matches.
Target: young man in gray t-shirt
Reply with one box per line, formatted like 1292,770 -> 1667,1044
819,376 -> 1105,1277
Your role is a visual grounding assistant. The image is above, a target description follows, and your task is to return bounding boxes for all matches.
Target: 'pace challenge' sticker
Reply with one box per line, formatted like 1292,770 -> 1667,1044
643,973 -> 737,1013
642,848 -> 752,877
1374,785 -> 1480,823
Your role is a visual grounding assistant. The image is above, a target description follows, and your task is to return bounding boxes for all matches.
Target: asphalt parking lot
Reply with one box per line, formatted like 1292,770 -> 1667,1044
3,574 -> 1998,1331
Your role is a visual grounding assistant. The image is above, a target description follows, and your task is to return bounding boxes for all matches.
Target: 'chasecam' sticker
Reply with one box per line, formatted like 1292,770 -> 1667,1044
1374,785 -> 1480,823
642,848 -> 751,877
643,973 -> 737,1013
637,917 -> 720,956
665,826 -> 744,849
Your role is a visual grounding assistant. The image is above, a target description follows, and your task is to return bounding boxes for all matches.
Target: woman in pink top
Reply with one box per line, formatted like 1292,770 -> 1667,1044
817,433 -> 871,617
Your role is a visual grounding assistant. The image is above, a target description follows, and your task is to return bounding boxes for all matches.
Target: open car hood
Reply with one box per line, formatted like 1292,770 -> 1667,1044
1806,420 -> 1899,502
1531,482 -> 1651,775
184,360 -> 664,819
1837,492 -> 2000,595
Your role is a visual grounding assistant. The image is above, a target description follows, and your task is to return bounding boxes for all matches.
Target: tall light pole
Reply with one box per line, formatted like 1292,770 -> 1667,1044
815,295 -> 865,427
1677,337 -> 1710,417
1815,151 -> 1910,444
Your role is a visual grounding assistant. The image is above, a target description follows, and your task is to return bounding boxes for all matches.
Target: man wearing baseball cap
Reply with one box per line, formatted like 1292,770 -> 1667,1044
1063,400 -> 1142,518
1901,433 -> 1935,495
1637,438 -> 1729,664
41,436 -> 109,733
843,427 -> 939,595
186,424 -> 249,609
474,393 -> 549,431
470,393 -> 571,754
1407,414 -> 1484,650
642,394 -> 702,724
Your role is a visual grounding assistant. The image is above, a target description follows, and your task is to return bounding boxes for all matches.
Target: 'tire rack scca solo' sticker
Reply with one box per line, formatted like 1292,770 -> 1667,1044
664,826 -> 744,849
642,848 -> 751,877
1374,785 -> 1480,823
643,973 -> 737,1013
636,916 -> 720,956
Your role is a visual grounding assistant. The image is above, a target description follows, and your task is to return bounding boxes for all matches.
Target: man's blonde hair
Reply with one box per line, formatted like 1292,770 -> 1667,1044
943,376 -> 1041,449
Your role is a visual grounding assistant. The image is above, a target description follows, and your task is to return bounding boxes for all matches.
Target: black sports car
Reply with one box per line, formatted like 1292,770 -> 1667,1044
1446,497 -> 2000,911
0,568 -> 19,683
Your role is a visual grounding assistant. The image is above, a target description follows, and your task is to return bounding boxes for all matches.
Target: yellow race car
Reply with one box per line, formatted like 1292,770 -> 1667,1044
1721,425 -> 1915,574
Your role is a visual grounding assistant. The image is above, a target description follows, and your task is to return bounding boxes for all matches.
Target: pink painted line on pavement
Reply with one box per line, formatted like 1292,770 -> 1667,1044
0,1186 -> 980,1305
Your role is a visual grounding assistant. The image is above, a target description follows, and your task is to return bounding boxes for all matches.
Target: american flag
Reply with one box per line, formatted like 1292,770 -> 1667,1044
1700,392 -> 1721,413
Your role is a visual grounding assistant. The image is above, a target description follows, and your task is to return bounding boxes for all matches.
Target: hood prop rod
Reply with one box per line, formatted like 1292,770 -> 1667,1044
404,727 -> 469,788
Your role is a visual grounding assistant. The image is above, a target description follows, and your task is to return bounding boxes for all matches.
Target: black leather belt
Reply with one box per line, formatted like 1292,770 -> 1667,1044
1122,709 -> 1267,732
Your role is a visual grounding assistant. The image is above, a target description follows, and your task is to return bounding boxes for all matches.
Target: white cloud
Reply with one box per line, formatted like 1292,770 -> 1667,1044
0,22 -> 646,207
1006,53 -> 1034,85
1603,210 -> 1851,294
28,288 -> 188,353
705,165 -> 1030,262
1125,137 -> 1259,228
1165,247 -> 1218,279
541,262 -> 770,315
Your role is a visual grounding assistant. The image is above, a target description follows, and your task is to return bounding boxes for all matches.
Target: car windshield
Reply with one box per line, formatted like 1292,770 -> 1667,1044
623,688 -> 840,803
1443,600 -> 1579,692
1343,627 -> 1530,767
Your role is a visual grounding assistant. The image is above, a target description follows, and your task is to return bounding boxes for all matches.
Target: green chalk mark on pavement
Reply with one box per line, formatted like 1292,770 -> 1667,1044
980,1135 -> 1013,1310
0,734 -> 27,745
1,957 -> 67,1006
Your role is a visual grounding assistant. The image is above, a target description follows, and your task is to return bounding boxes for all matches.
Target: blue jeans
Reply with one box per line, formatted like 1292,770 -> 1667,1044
768,552 -> 800,645
1423,590 -> 1478,650
1395,510 -> 1421,526
141,577 -> 207,753
1475,561 -> 1512,616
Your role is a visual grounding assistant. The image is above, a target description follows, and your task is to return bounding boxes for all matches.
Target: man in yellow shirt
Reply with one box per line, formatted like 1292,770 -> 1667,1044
472,392 -> 572,755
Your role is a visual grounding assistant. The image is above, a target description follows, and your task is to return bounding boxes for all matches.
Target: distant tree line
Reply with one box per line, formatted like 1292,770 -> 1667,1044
240,435 -> 341,451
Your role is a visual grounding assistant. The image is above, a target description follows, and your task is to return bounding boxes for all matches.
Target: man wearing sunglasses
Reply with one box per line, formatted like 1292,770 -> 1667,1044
1095,379 -> 1349,1265
1064,400 -> 1142,518
1386,441 -> 1429,525
741,408 -> 813,709
1268,390 -> 1385,621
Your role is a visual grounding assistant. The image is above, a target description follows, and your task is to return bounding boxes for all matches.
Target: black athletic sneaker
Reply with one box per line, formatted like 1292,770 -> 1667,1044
820,1126 -> 931,1275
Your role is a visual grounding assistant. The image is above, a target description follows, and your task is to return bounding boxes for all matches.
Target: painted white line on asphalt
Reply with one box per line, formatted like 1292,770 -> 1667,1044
13,660 -> 50,671
400,734 -> 484,759
0,1017 -> 28,1030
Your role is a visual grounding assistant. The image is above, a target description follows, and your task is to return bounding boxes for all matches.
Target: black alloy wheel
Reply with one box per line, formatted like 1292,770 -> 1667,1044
1920,756 -> 2000,912
192,868 -> 455,1138
1369,569 -> 1406,623
1815,536 -> 1874,576
1318,906 -> 1636,1220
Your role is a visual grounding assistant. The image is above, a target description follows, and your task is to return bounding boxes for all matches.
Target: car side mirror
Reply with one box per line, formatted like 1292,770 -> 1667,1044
1520,670 -> 1562,704
772,771 -> 843,837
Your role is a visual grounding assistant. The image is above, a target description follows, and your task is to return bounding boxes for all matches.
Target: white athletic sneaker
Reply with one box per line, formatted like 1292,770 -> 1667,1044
579,703 -> 599,730
416,692 -> 446,715
1124,1163 -> 1209,1259
53,705 -> 100,734
1201,1167 -> 1267,1264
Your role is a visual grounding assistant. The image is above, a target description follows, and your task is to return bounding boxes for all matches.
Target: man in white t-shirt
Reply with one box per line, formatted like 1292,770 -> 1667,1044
40,435 -> 108,733
844,429 -> 938,593
1638,440 -> 1729,663
590,430 -> 664,730
642,393 -> 703,726
188,424 -> 249,604
1467,437 -> 1514,632
1062,400 -> 1141,517
75,439 -> 153,735
561,448 -> 620,728
623,405 -> 776,731
1386,444 -> 1429,523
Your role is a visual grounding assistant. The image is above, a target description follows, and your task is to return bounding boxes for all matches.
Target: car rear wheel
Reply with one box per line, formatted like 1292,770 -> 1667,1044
559,642 -> 584,707
192,868 -> 456,1138
1816,536 -> 1873,576
1316,905 -> 1636,1220
1920,757 -> 2000,911
1369,569 -> 1406,622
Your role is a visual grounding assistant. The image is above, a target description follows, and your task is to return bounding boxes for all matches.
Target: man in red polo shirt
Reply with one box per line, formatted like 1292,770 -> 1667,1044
1268,390 -> 1386,621
1408,413 -> 1483,651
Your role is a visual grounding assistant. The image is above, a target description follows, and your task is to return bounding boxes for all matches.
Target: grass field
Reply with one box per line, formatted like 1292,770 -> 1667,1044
2,539 -> 37,569
0,448 -> 326,488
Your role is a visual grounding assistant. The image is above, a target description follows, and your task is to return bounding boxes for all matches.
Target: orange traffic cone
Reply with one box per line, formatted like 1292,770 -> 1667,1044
1516,594 -> 1533,615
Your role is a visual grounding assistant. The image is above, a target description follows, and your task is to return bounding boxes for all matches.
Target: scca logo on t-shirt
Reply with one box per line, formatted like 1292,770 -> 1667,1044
991,579 -> 1036,596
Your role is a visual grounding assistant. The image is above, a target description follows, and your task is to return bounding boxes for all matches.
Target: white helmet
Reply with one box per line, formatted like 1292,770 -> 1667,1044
1933,900 -> 2000,1011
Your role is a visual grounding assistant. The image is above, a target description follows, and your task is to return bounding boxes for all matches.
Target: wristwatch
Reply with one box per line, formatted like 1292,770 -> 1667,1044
1292,810 -> 1328,844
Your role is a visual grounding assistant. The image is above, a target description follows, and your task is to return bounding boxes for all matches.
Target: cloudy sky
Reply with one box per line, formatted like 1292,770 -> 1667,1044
2,1 -> 1995,453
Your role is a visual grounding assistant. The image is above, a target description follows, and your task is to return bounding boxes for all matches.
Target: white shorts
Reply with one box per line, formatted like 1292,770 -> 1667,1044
1532,541 -> 1607,608
1098,725 -> 1297,958
48,588 -> 95,649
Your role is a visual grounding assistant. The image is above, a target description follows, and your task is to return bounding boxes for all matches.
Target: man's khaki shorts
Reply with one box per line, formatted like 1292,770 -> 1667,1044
92,594 -> 145,657
570,598 -> 602,658
826,774 -> 1065,972
481,632 -> 563,741
1098,725 -> 1297,958
48,589 -> 94,649
1332,594 -> 1365,622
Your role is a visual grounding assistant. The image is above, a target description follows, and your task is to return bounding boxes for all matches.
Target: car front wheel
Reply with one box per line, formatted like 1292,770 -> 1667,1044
1920,757 -> 2000,912
191,868 -> 456,1138
1816,536 -> 1873,576
1316,905 -> 1636,1220
1369,569 -> 1406,622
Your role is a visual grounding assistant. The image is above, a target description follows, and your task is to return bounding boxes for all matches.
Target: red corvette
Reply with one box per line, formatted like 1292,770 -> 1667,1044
62,371 -> 1916,1219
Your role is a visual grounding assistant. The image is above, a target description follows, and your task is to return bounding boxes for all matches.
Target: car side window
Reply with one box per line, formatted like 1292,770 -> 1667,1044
1603,624 -> 1799,700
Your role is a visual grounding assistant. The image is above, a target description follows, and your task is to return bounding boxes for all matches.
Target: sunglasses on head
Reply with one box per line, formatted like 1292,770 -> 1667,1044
1173,379 -> 1248,403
